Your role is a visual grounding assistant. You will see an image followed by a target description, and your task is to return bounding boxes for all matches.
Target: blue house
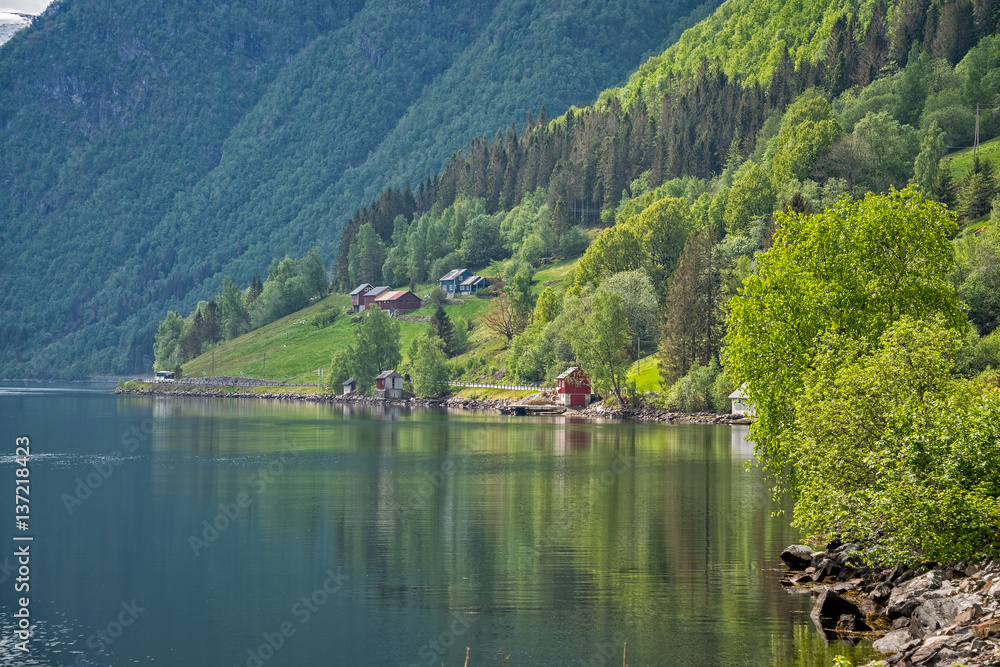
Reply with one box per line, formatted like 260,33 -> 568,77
438,269 -> 472,295
457,274 -> 490,295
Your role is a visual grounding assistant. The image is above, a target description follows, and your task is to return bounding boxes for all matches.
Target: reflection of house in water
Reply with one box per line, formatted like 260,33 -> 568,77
730,425 -> 754,461
555,424 -> 591,451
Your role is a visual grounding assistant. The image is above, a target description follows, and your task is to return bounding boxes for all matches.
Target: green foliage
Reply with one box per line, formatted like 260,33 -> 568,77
823,111 -> 919,195
327,348 -> 354,392
2,0 -> 706,378
724,164 -> 776,235
599,271 -> 659,348
567,288 -> 632,403
408,334 -> 450,397
723,188 -> 963,483
153,311 -> 185,371
956,217 -> 1000,334
357,307 -> 401,377
771,96 -> 843,187
664,359 -> 730,412
251,255 -> 321,329
461,214 -> 506,267
429,304 -> 456,357
219,276 -> 251,341
791,316 -> 1000,564
532,287 -> 562,327
576,196 -> 691,291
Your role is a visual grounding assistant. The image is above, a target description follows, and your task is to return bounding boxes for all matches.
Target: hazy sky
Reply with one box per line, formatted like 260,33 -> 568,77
1,0 -> 51,14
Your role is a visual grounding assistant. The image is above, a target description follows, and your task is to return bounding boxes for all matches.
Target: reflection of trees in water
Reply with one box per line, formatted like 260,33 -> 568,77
147,412 -> 872,664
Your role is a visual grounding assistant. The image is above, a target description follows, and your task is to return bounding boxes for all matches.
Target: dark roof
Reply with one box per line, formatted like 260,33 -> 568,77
439,268 -> 468,282
349,283 -> 373,296
459,275 -> 488,286
365,286 -> 390,298
375,370 -> 402,380
342,377 -> 356,386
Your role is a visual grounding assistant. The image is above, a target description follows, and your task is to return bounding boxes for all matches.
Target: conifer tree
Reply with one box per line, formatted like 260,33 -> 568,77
429,304 -> 456,357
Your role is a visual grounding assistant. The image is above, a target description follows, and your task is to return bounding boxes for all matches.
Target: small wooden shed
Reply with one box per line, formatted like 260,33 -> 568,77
374,370 -> 404,399
342,377 -> 356,395
556,366 -> 592,408
729,385 -> 752,416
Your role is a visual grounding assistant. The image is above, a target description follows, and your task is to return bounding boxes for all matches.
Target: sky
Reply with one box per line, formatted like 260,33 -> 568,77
1,0 -> 51,14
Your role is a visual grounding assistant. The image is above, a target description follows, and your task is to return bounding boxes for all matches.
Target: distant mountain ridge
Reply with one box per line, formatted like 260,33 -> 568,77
0,0 -> 713,377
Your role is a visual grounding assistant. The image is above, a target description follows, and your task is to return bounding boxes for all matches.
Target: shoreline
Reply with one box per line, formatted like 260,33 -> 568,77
780,542 -> 1000,666
113,381 -> 751,425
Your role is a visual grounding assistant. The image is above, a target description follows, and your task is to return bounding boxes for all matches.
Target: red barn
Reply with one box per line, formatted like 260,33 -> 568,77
373,290 -> 422,315
360,286 -> 390,310
556,367 -> 592,407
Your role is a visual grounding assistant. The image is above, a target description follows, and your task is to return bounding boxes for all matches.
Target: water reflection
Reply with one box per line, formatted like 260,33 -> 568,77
0,390 -> 876,666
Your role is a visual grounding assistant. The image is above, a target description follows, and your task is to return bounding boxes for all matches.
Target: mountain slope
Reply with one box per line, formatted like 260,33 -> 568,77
0,0 -> 713,378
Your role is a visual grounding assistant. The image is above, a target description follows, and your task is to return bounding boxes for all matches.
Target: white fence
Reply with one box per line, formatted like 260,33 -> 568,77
449,381 -> 541,392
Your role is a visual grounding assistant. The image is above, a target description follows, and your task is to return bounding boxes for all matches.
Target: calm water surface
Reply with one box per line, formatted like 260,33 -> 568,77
0,384 -> 876,666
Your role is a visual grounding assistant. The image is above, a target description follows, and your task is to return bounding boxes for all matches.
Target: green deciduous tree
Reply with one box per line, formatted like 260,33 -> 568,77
568,289 -> 631,404
723,188 -> 963,486
353,307 -> 402,390
153,311 -> 185,371
532,286 -> 561,326
219,276 -> 250,341
724,164 -> 777,235
771,97 -> 843,187
791,316 -> 1000,564
408,334 -> 451,397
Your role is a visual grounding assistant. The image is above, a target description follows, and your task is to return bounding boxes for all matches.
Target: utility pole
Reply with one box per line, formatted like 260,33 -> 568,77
212,349 -> 215,377
262,352 -> 266,378
975,103 -> 981,161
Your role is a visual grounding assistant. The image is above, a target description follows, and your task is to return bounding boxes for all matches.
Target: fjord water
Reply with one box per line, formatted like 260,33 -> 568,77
0,385 -> 876,666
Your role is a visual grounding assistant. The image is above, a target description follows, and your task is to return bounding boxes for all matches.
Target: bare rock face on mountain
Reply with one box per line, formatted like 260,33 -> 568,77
0,12 -> 32,47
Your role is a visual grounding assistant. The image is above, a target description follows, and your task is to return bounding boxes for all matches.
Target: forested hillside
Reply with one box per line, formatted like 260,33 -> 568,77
0,0 -> 711,378
328,0 -> 1000,401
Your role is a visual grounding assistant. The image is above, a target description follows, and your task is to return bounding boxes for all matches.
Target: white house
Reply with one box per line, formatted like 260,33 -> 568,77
374,370 -> 404,399
729,385 -> 753,416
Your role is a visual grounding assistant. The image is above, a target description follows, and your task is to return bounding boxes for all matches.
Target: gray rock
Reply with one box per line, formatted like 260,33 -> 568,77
873,628 -> 915,654
887,570 -> 945,616
811,589 -> 864,630
911,594 -> 981,634
908,635 -> 951,664
781,544 -> 814,570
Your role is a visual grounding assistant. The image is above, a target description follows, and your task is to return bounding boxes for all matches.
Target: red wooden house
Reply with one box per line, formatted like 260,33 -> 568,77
556,367 -> 592,407
360,286 -> 390,310
373,290 -> 422,315
349,284 -> 374,313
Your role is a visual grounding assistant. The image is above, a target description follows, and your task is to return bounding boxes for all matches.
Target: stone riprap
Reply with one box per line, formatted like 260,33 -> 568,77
781,542 -> 1000,666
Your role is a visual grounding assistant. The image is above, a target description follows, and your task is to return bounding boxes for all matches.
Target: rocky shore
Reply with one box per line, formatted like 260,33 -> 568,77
780,542 -> 1000,666
114,382 -> 750,424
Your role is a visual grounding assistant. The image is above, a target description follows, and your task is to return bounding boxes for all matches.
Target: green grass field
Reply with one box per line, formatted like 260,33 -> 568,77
625,354 -> 664,393
182,255 -> 584,385
182,293 -> 436,384
941,135 -> 1000,180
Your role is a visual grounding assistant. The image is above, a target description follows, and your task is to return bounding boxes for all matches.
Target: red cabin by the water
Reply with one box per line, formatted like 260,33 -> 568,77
556,366 -> 592,407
